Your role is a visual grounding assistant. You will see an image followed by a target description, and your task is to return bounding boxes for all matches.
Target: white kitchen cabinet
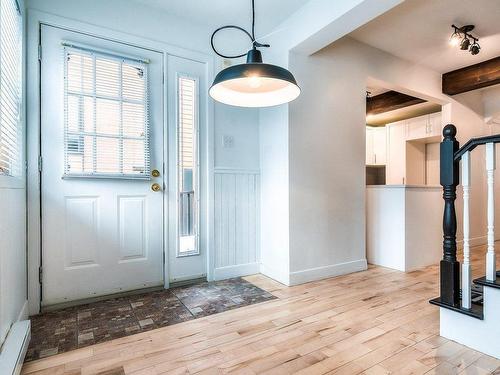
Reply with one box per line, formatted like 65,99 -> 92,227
366,126 -> 386,166
366,127 -> 374,165
406,113 -> 442,141
428,112 -> 442,137
386,121 -> 406,184
406,115 -> 428,140
372,127 -> 387,165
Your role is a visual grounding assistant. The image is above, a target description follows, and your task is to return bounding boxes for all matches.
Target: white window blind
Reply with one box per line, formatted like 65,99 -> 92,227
178,76 -> 199,255
0,0 -> 22,178
63,45 -> 150,179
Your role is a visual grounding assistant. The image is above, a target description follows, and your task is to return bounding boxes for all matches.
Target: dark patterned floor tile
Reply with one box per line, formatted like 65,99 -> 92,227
26,277 -> 275,362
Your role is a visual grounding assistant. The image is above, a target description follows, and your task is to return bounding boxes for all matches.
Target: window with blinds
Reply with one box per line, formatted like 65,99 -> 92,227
178,76 -> 199,255
0,0 -> 22,178
63,45 -> 150,179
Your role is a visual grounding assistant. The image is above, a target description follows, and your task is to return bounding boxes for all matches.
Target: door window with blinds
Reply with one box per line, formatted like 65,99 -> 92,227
0,0 -> 22,179
178,76 -> 199,256
63,45 -> 150,178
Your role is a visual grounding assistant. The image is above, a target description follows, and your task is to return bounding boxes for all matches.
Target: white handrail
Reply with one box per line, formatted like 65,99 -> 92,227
486,142 -> 496,281
462,151 -> 471,309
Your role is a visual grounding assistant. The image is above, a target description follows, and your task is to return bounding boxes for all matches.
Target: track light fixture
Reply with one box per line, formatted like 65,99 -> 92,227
450,25 -> 480,55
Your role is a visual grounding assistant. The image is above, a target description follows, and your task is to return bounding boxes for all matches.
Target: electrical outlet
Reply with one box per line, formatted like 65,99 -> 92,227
222,135 -> 234,148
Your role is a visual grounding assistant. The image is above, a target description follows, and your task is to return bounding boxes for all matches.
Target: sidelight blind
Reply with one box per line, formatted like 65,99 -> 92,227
178,76 -> 199,255
63,45 -> 150,179
0,0 -> 22,178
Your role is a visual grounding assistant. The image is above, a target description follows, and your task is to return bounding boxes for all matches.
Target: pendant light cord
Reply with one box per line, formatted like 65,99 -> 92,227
251,0 -> 255,41
211,0 -> 270,59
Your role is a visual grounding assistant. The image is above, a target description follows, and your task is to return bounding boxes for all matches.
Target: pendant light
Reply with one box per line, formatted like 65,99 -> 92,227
209,0 -> 300,108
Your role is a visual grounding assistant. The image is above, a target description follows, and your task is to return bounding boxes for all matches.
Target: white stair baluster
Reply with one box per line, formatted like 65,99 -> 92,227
462,151 -> 471,309
486,142 -> 496,281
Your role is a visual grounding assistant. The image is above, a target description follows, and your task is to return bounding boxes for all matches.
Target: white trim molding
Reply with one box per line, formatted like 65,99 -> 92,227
0,320 -> 31,375
213,262 -> 260,281
289,259 -> 368,286
259,263 -> 290,286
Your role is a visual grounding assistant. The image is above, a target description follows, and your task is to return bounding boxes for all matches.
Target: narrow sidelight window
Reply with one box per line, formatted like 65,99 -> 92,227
0,0 -> 22,178
177,76 -> 199,256
63,45 -> 150,179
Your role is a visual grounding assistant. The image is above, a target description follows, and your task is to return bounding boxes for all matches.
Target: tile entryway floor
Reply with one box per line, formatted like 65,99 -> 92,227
26,277 -> 276,362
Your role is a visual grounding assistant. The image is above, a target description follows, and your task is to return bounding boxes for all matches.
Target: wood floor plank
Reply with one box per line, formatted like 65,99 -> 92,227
21,245 -> 500,375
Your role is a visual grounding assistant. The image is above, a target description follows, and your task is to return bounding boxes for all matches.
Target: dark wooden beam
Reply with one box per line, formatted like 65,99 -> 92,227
366,90 -> 425,115
443,56 -> 500,96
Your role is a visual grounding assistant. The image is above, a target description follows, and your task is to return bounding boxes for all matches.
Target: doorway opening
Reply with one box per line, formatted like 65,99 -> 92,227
365,82 -> 444,273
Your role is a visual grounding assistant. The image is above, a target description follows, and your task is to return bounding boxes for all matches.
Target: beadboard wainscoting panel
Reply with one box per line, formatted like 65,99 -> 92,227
214,169 -> 260,280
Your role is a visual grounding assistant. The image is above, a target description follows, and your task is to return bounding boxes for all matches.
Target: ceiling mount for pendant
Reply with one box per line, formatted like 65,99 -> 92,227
209,0 -> 300,108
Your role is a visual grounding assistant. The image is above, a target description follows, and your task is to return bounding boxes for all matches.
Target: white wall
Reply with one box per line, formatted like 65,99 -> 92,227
0,189 -> 27,344
483,86 -> 500,124
0,0 -> 28,346
259,104 -> 290,284
288,47 -> 367,282
258,1 -> 404,285
260,32 -> 498,285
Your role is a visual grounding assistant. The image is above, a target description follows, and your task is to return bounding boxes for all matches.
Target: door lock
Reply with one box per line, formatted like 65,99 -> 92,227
151,183 -> 161,192
152,169 -> 160,177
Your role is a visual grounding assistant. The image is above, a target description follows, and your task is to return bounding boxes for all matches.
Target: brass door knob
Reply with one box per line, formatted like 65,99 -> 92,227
152,169 -> 160,177
151,183 -> 161,192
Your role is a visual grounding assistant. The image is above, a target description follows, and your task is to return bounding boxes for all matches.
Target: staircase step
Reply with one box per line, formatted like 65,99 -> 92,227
429,297 -> 483,320
464,284 -> 484,306
473,273 -> 500,290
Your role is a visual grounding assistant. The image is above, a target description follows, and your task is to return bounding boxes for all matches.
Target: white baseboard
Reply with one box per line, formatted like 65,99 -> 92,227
289,259 -> 368,286
457,235 -> 500,249
17,301 -> 29,323
457,235 -> 487,249
213,262 -> 260,281
0,320 -> 31,375
259,263 -> 290,286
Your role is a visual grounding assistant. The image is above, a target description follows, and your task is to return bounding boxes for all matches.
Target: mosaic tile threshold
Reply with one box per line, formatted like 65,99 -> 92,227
26,277 -> 276,362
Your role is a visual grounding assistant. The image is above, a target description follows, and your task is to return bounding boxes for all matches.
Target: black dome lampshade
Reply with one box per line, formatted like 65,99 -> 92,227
209,0 -> 300,108
209,49 -> 300,108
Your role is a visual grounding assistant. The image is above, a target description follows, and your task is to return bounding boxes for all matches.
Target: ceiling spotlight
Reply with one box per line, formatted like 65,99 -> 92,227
449,29 -> 462,46
470,41 -> 480,55
460,37 -> 470,50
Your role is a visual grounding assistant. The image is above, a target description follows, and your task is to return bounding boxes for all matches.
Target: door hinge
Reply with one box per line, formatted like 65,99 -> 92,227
38,266 -> 43,284
38,155 -> 43,172
38,45 -> 42,61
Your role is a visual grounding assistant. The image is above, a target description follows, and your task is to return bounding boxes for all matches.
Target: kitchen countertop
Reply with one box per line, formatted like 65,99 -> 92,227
367,184 -> 441,190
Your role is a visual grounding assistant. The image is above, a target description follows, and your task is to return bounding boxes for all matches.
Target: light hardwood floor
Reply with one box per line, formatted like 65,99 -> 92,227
22,246 -> 500,375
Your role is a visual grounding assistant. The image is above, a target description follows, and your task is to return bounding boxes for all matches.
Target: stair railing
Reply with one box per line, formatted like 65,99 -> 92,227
439,124 -> 500,309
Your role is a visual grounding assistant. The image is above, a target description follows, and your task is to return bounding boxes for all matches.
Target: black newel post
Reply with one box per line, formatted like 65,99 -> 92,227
440,124 -> 460,306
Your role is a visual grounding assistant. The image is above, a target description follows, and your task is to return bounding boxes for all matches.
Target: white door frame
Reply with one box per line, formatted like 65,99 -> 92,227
26,10 -> 216,315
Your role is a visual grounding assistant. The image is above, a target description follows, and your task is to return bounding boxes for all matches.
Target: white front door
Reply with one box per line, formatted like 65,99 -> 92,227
40,25 -> 165,306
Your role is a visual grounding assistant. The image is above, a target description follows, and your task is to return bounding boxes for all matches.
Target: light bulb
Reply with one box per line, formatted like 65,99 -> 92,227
249,76 -> 262,89
449,31 -> 461,46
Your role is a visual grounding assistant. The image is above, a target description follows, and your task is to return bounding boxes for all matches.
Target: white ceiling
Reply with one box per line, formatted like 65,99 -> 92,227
349,0 -> 500,73
132,0 -> 308,38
